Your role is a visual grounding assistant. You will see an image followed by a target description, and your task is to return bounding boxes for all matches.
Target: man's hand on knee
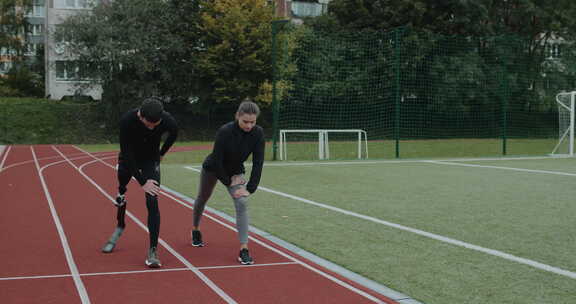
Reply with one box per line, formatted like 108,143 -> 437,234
142,179 -> 160,196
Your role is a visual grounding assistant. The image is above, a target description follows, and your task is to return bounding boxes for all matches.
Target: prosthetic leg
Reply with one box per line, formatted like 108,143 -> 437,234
101,197 -> 127,253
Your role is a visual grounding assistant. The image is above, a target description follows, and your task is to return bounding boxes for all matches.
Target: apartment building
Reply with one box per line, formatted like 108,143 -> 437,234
0,0 -> 44,75
25,0 -> 45,61
44,0 -> 102,100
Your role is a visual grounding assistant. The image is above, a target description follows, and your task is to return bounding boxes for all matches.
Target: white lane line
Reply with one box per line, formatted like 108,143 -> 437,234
185,166 -> 576,280
0,150 -> 116,173
81,262 -> 299,276
261,187 -> 576,280
0,262 -> 299,282
0,145 -> 10,170
30,146 -> 91,304
425,160 -> 576,177
220,155 -> 566,168
197,262 -> 298,270
52,146 -> 238,304
0,273 -> 72,281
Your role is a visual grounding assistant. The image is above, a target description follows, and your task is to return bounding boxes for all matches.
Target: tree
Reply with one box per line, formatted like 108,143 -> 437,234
55,0 -> 203,129
57,0 -> 202,104
197,0 -> 275,105
0,0 -> 44,97
325,0 -> 576,39
274,0 -> 576,142
57,0 -> 278,129
0,0 -> 31,60
320,0 -> 576,104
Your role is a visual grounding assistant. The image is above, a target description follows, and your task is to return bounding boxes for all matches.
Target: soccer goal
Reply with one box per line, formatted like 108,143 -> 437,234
551,91 -> 576,156
279,129 -> 369,161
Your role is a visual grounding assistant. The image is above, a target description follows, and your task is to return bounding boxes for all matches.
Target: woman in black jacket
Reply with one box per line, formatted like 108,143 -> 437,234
192,100 -> 265,265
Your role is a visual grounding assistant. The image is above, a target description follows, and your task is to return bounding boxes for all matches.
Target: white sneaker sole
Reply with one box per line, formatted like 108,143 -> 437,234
145,260 -> 162,268
101,242 -> 116,253
191,231 -> 204,247
238,257 -> 254,265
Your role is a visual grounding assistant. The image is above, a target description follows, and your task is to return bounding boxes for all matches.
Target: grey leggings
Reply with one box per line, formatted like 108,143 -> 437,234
193,169 -> 250,244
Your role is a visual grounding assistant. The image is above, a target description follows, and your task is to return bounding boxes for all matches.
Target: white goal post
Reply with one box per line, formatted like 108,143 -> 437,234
279,129 -> 369,160
551,91 -> 576,156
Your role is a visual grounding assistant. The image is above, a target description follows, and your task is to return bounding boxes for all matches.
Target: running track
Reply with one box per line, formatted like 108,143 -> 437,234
0,145 -> 397,304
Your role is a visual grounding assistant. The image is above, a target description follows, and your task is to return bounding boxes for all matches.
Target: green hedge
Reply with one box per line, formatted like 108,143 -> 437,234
0,98 -> 111,144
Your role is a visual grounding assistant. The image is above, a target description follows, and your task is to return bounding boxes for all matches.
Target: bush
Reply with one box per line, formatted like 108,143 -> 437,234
0,98 -> 111,144
0,82 -> 23,97
3,67 -> 44,98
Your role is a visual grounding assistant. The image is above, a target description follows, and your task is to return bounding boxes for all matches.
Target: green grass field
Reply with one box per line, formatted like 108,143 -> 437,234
81,137 -> 560,163
81,140 -> 576,304
279,138 -> 559,160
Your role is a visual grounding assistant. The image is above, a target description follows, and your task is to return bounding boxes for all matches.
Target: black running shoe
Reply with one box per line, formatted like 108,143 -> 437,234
114,194 -> 126,207
238,248 -> 254,265
191,230 -> 204,247
145,247 -> 162,268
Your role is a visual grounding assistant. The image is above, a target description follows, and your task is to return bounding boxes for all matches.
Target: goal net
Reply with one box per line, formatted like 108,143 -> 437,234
279,129 -> 368,161
551,91 -> 575,156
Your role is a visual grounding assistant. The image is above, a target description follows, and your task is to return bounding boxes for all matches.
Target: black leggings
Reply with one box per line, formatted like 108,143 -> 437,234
117,159 -> 161,248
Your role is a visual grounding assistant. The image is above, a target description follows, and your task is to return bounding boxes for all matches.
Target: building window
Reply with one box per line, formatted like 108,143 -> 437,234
56,0 -> 97,9
291,1 -> 327,18
24,43 -> 40,56
0,47 -> 17,56
0,61 -> 13,74
546,43 -> 561,59
55,61 -> 95,80
26,0 -> 45,17
28,24 -> 44,36
56,61 -> 77,80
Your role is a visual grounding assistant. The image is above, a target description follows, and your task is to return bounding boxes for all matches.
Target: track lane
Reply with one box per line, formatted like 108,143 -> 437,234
1,145 -> 398,303
0,146 -> 71,276
71,145 -> 395,304
51,145 -> 234,303
0,145 -> 83,304
1,276 -> 80,304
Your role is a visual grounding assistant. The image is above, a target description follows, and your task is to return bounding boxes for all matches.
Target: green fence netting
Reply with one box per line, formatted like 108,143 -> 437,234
271,25 -> 576,160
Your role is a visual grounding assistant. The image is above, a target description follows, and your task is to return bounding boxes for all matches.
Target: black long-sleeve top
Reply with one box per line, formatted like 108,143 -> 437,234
118,109 -> 178,185
203,121 -> 265,193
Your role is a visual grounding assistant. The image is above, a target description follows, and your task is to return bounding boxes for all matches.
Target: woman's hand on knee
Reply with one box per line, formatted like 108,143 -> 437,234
230,175 -> 246,186
232,188 -> 250,199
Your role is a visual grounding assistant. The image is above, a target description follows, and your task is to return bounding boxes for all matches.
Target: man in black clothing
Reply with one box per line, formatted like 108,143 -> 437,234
101,97 -> 178,268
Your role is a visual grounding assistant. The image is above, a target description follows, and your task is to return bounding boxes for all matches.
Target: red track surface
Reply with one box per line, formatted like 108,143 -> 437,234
0,145 -> 397,304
